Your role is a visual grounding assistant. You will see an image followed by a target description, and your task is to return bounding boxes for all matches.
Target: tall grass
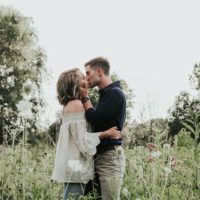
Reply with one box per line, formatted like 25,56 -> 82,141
0,142 -> 62,200
121,130 -> 200,200
0,130 -> 200,199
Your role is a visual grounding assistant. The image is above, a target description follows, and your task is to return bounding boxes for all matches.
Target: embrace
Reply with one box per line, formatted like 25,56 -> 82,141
51,57 -> 126,200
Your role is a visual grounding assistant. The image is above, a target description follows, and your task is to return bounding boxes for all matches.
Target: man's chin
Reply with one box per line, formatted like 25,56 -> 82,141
89,85 -> 95,89
88,82 -> 97,89
88,84 -> 92,89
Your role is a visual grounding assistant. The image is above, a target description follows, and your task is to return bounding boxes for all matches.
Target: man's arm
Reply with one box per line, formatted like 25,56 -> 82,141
83,88 -> 125,127
82,96 -> 93,111
80,86 -> 93,111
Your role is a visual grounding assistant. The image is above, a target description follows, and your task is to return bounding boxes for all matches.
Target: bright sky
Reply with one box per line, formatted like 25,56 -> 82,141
1,0 -> 199,125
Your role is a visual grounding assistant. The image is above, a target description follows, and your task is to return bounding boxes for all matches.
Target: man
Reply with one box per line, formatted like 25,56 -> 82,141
81,57 -> 126,200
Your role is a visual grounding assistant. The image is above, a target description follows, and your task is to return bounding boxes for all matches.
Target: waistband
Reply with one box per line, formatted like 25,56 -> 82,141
96,144 -> 121,154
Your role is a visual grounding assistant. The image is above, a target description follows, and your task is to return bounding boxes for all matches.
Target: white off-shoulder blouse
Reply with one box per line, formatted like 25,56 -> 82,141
51,112 -> 100,184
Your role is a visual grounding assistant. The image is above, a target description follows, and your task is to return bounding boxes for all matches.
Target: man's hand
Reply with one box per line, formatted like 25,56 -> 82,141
80,81 -> 89,98
99,126 -> 121,140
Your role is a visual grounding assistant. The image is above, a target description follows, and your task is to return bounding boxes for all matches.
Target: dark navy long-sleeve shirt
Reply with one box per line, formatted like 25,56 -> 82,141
85,81 -> 126,146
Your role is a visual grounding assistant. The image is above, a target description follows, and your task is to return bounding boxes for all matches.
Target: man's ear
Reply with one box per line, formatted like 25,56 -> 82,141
97,67 -> 103,76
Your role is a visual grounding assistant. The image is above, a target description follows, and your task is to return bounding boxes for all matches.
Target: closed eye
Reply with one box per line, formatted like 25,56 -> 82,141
86,71 -> 90,76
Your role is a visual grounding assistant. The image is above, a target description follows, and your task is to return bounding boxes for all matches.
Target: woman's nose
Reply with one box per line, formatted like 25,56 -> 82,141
86,76 -> 89,81
85,80 -> 89,85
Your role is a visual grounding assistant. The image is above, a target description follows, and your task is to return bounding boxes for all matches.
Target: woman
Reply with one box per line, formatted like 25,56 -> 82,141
51,68 -> 120,199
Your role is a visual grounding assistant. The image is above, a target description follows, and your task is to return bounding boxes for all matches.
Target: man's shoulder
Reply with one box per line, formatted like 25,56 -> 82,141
108,87 -> 126,104
110,86 -> 125,96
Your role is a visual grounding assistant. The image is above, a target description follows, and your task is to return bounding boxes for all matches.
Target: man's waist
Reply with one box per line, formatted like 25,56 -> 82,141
99,138 -> 122,145
96,144 -> 121,154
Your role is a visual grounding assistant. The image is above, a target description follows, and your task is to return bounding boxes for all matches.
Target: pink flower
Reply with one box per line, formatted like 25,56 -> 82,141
171,156 -> 176,169
147,143 -> 156,151
147,156 -> 155,163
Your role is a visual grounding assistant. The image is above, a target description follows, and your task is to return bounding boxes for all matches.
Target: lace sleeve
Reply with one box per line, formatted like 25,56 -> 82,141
69,120 -> 100,156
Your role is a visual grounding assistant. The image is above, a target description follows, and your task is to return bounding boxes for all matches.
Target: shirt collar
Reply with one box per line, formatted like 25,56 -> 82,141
99,81 -> 121,96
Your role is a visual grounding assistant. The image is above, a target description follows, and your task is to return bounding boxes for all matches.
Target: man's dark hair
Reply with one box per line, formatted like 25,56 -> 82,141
84,57 -> 110,75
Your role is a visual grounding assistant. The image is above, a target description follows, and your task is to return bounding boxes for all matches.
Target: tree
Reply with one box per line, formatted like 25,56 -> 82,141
168,91 -> 200,141
190,63 -> 200,91
0,7 -> 47,144
111,73 -> 134,124
128,118 -> 168,148
168,63 -> 200,144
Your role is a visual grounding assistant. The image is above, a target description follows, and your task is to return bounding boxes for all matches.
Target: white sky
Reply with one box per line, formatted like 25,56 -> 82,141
1,0 -> 199,125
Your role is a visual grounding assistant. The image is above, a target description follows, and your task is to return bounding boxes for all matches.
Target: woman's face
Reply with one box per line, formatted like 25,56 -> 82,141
76,70 -> 89,89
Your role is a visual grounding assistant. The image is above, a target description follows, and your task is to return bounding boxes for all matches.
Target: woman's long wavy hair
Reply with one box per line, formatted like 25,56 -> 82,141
57,68 -> 81,106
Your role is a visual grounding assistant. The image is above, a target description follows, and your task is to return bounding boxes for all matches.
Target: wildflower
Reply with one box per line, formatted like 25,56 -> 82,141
164,143 -> 170,148
151,151 -> 162,158
68,160 -> 83,172
170,156 -> 177,169
122,187 -> 129,197
147,156 -> 155,163
0,65 -> 12,76
163,167 -> 172,174
2,107 -> 9,116
23,79 -> 32,88
17,99 -> 32,119
147,143 -> 156,151
163,143 -> 170,150
163,143 -> 171,155
7,75 -> 15,87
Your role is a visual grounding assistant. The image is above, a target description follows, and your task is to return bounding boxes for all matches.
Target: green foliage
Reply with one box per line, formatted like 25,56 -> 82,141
177,129 -> 195,148
168,91 -> 200,141
121,141 -> 200,199
181,110 -> 200,189
0,7 -> 47,144
111,73 -> 134,124
48,119 -> 61,145
189,63 -> 200,90
1,129 -> 200,199
168,62 -> 200,142
87,87 -> 99,108
181,109 -> 200,142
0,143 -> 62,199
128,118 -> 168,148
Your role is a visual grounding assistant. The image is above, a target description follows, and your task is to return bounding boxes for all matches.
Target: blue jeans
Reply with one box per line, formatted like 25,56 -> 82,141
64,183 -> 86,200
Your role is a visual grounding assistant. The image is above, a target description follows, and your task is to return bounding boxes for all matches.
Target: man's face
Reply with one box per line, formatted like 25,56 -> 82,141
85,65 -> 100,88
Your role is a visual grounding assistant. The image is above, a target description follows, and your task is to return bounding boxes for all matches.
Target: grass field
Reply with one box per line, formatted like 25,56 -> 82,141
0,131 -> 200,200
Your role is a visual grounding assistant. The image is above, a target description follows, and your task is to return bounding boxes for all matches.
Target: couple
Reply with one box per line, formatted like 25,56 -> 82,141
52,57 -> 126,200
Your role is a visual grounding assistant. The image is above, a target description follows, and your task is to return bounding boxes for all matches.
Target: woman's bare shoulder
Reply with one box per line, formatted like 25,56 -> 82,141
63,100 -> 84,114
